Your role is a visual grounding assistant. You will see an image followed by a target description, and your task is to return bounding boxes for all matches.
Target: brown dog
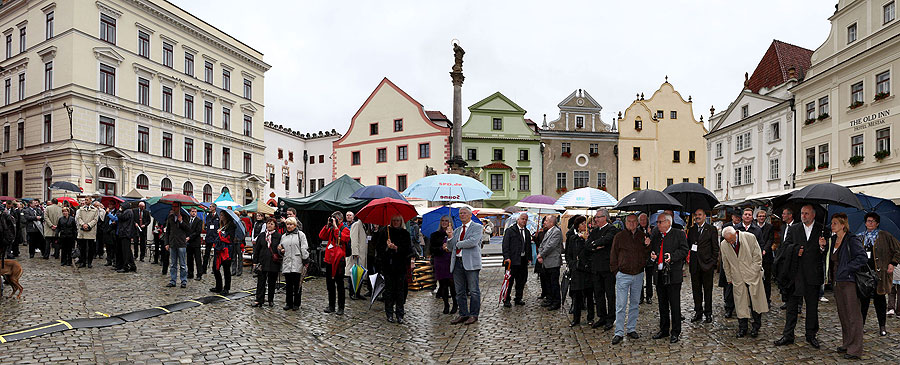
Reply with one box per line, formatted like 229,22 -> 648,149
0,259 -> 23,299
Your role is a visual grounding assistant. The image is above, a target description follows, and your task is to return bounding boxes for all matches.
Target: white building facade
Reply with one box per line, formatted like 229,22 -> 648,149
263,121 -> 340,203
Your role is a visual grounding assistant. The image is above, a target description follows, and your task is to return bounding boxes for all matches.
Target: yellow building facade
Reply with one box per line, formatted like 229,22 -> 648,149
616,80 -> 708,196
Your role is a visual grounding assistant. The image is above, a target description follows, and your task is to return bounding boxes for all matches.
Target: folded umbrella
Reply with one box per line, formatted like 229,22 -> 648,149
368,273 -> 385,310
349,262 -> 367,296
560,268 -> 570,307
498,266 -> 511,307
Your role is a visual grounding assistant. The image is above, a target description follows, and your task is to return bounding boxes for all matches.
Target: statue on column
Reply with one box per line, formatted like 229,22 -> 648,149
452,43 -> 465,73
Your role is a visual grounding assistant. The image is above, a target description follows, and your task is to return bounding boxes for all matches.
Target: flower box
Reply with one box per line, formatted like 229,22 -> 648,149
875,92 -> 890,101
849,155 -> 864,166
849,101 -> 864,110
804,165 -> 815,172
561,152 -> 571,158
556,187 -> 568,194
817,113 -> 829,120
875,150 -> 891,160
589,152 -> 599,157
817,162 -> 829,169
804,118 -> 817,125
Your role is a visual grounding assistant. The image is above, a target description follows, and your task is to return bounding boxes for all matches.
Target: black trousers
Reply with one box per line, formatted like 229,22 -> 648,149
213,259 -> 232,292
644,265 -> 655,300
133,229 -> 147,260
153,235 -> 165,263
255,270 -> 278,303
572,288 -> 594,322
105,235 -> 117,265
544,267 -> 561,305
59,237 -> 75,265
284,272 -> 302,308
657,282 -> 682,336
77,238 -> 94,266
592,270 -> 616,324
27,232 -> 45,258
437,278 -> 456,300
762,261 -> 773,303
186,246 -> 202,278
691,268 -> 714,316
159,248 -> 170,275
721,270 -> 735,312
46,236 -> 58,258
95,236 -> 104,258
325,263 -> 345,309
860,294 -> 887,327
118,237 -> 135,270
505,264 -> 528,302
384,270 -> 409,317
202,242 -> 214,275
782,284 -> 820,340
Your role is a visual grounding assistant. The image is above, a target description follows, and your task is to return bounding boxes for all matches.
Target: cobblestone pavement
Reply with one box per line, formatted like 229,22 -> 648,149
1,255 -> 899,364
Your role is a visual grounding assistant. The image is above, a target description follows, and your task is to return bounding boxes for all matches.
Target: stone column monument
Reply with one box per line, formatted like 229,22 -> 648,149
447,41 -> 468,173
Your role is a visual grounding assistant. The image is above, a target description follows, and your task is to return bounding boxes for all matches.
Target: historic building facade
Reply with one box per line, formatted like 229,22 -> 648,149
616,79 -> 707,196
541,89 -> 617,199
333,77 -> 450,191
460,91 -> 541,208
263,121 -> 340,203
793,0 -> 900,202
0,0 -> 270,203
705,40 -> 812,203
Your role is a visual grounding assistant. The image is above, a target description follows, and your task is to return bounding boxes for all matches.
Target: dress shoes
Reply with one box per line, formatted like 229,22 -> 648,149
691,313 -> 703,323
220,290 -> 229,296
283,305 -> 292,311
836,346 -> 847,353
749,328 -> 759,338
396,316 -> 404,324
503,301 -> 512,308
651,331 -> 669,340
323,307 -> 335,314
843,354 -> 860,360
569,320 -> 580,327
774,337 -> 794,346
669,334 -> 680,343
450,316 -> 468,325
779,303 -> 788,310
603,323 -> 614,331
514,299 -> 525,306
806,336 -> 820,349
591,321 -> 604,329
165,283 -> 176,287
704,315 -> 712,323
180,283 -> 186,288
645,298 -> 652,305
879,326 -> 887,336
87,264 -> 92,268
736,329 -> 747,338
251,302 -> 263,308
627,332 -> 640,339
547,304 -> 560,311
464,317 -> 478,325
209,287 -> 221,293
724,310 -> 734,318
540,300 -> 552,307
336,308 -> 344,315
387,314 -> 395,323
611,335 -> 623,345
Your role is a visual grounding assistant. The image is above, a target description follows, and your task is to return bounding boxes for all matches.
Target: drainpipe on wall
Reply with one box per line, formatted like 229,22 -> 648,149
789,98 -> 796,188
303,150 -> 308,197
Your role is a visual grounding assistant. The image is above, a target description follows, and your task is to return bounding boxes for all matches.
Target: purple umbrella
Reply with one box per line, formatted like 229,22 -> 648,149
520,195 -> 557,205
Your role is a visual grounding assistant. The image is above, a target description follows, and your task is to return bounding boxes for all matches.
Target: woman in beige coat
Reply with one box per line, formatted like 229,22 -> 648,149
75,198 -> 100,268
720,227 -> 769,338
346,219 -> 369,298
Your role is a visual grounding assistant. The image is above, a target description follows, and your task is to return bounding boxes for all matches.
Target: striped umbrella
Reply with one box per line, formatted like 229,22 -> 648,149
554,187 -> 617,208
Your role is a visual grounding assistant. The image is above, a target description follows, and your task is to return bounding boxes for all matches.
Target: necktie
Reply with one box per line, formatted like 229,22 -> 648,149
733,235 -> 740,255
521,228 -> 527,256
456,224 -> 467,255
658,233 -> 666,265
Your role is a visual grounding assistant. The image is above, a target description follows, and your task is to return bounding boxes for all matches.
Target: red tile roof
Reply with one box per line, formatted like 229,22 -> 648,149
482,162 -> 512,170
746,40 -> 813,94
425,110 -> 449,121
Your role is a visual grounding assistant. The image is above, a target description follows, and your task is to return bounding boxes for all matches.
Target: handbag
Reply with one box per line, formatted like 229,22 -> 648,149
659,261 -> 672,286
855,265 -> 877,299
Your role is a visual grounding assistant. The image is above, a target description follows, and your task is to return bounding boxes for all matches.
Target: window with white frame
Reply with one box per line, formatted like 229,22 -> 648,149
556,172 -> 566,190
734,167 -> 743,186
45,11 -> 53,39
99,64 -> 115,95
876,71 -> 890,96
886,1 -> 896,24
715,172 -> 722,190
851,82 -> 864,104
561,142 -> 571,154
575,116 -> 584,128
589,143 -> 599,154
43,62 -> 52,91
573,170 -> 589,189
138,31 -> 149,58
877,127 -> 891,153
818,144 -> 829,165
851,134 -> 864,157
184,52 -> 194,77
819,96 -> 829,116
597,172 -> 607,188
715,142 -> 722,158
806,102 -> 815,120
848,23 -> 857,43
806,147 -> 816,169
489,174 -> 503,191
100,14 -> 116,44
770,122 -> 780,141
741,105 -> 749,118
138,77 -> 149,106
735,131 -> 751,152
519,174 -> 530,192
769,158 -> 779,180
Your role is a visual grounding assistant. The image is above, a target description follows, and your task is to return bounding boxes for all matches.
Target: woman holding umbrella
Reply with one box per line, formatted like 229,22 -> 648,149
566,215 -> 594,327
252,217 -> 281,308
211,210 -> 236,295
430,215 -> 457,315
376,214 -> 416,323
319,211 -> 350,315
280,217 -> 308,310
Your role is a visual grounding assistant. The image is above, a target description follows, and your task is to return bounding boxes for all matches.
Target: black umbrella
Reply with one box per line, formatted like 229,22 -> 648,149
662,182 -> 719,212
559,268 -> 570,307
787,183 -> 863,210
48,181 -> 81,193
613,189 -> 683,213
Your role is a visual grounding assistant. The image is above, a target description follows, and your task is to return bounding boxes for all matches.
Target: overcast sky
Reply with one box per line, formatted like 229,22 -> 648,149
172,0 -> 836,132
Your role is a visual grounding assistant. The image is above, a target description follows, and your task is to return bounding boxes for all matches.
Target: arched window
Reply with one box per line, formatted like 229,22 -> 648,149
98,167 -> 116,195
244,188 -> 253,205
221,186 -> 229,194
203,184 -> 213,202
160,178 -> 172,192
136,174 -> 149,190
43,167 -> 53,201
183,181 -> 193,196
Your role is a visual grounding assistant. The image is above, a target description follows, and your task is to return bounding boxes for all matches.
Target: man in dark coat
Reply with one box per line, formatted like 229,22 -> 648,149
688,208 -> 719,323
775,204 -> 826,349
588,209 -> 619,330
132,202 -> 151,262
164,202 -> 191,288
116,203 -> 137,272
773,207 -> 797,309
186,207 -> 204,280
501,212 -> 533,307
202,203 -> 220,276
23,199 -> 45,259
647,212 -> 688,343
755,209 -> 775,305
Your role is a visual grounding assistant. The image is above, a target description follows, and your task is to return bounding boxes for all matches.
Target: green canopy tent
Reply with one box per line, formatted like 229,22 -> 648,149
237,198 -> 276,215
279,175 -> 366,276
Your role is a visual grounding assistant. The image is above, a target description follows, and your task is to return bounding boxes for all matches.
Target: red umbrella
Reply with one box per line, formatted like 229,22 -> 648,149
159,194 -> 199,206
355,197 -> 417,226
100,195 -> 124,207
58,197 -> 79,207
498,266 -> 511,307
0,196 -> 15,201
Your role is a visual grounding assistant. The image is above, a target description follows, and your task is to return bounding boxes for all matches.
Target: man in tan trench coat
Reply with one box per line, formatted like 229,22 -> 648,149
721,226 -> 769,338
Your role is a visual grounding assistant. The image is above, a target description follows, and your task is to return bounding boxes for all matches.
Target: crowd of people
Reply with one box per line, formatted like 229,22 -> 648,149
4,197 -> 900,359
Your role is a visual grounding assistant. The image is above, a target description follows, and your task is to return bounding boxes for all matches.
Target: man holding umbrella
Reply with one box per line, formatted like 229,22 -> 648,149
501,212 -> 532,308
449,207 -> 483,325
165,202 -> 191,288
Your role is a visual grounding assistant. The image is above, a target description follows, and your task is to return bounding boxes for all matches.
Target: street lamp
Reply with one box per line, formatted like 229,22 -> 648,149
63,102 -> 73,140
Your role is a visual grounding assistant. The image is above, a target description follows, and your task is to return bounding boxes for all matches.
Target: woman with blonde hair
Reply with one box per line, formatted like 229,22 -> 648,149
430,215 -> 457,314
376,214 -> 415,323
823,212 -> 868,359
280,217 -> 309,310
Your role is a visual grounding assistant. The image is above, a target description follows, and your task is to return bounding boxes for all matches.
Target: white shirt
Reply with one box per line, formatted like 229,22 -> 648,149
803,222 -> 814,241
782,220 -> 793,241
743,223 -> 753,231
456,221 -> 471,257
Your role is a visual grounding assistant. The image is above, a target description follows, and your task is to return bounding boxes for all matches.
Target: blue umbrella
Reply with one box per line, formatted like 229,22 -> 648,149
148,202 -> 189,224
351,185 -> 408,201
555,187 -> 617,208
649,210 -> 686,227
828,193 -> 900,239
403,174 -> 492,202
421,206 -> 482,237
216,207 -> 247,237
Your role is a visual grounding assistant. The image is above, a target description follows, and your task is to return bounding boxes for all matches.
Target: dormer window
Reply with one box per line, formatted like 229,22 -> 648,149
575,116 -> 584,128
741,105 -> 749,118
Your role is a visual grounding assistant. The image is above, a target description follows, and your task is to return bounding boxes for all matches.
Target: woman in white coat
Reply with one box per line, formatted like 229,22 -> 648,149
346,219 -> 369,299
279,217 -> 308,311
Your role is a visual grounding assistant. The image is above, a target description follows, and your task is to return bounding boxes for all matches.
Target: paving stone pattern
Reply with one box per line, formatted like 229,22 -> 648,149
1,257 -> 899,364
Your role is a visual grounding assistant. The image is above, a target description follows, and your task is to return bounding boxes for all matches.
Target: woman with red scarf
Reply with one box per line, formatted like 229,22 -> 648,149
319,211 -> 350,315
211,210 -> 236,296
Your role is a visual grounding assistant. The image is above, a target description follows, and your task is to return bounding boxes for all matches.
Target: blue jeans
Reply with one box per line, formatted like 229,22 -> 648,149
169,247 -> 187,285
615,271 -> 644,337
453,259 -> 481,317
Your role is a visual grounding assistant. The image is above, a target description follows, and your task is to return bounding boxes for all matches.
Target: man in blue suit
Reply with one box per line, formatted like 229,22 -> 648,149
449,207 -> 483,325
